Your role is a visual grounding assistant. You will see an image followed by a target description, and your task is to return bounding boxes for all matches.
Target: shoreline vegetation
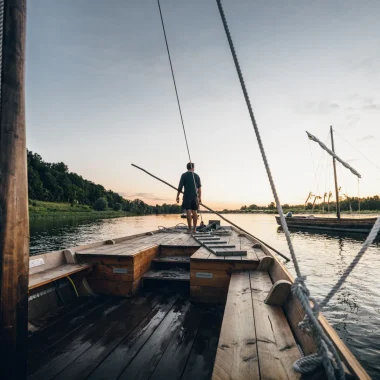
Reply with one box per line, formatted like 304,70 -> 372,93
27,150 -> 380,220
29,200 -> 380,221
27,150 -> 182,219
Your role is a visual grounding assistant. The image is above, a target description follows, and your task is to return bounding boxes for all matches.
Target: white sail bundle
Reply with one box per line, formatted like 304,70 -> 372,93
306,131 -> 361,178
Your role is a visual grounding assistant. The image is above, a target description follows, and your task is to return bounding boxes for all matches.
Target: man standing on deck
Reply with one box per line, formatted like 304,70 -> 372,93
176,163 -> 202,233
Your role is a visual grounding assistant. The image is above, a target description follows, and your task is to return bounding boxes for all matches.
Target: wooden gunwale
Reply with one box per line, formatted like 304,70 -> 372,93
233,226 -> 369,379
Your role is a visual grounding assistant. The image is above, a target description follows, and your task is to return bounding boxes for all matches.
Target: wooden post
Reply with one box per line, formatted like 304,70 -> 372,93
330,125 -> 340,219
0,1 -> 28,379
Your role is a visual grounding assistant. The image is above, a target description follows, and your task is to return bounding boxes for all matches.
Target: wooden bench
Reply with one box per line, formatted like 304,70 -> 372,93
29,263 -> 92,290
212,270 -> 301,380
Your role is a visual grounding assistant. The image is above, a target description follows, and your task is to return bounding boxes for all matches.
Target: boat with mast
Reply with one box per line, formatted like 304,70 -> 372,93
276,126 -> 378,233
1,1 -> 378,379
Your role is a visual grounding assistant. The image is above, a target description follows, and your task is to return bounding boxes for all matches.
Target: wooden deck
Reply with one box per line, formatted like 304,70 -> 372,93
212,271 -> 300,380
28,293 -> 224,380
73,229 -> 262,301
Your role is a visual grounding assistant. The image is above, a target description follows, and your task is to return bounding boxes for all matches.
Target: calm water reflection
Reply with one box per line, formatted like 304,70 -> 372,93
30,213 -> 380,377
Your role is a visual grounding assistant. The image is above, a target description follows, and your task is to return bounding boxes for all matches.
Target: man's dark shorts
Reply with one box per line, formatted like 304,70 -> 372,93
182,197 -> 199,211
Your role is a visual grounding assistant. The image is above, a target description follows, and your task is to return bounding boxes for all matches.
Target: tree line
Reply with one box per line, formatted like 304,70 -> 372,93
237,196 -> 380,213
27,150 -> 181,214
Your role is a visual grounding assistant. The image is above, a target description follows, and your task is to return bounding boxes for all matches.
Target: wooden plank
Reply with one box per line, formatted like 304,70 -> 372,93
249,271 -> 300,380
28,297 -> 111,361
77,242 -> 157,257
152,256 -> 190,264
212,271 -> 259,380
238,226 -> 370,380
28,298 -> 130,379
87,261 -> 150,282
205,244 -> 235,249
88,278 -> 141,297
190,269 -> 230,288
149,304 -> 204,380
191,258 -> 258,272
190,285 -> 228,304
159,246 -> 200,257
142,269 -> 190,282
87,294 -> 179,380
181,306 -> 224,380
28,264 -> 92,290
53,294 -> 163,380
211,248 -> 247,256
29,251 -> 67,275
118,297 -> 191,380
190,247 -> 210,260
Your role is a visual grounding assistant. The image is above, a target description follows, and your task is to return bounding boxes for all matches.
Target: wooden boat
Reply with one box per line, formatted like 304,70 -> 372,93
0,1 -> 372,379
276,127 -> 378,233
275,215 -> 378,233
24,225 -> 369,379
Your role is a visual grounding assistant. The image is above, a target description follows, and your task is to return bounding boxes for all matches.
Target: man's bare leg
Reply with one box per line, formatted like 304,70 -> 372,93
192,210 -> 198,233
186,210 -> 192,233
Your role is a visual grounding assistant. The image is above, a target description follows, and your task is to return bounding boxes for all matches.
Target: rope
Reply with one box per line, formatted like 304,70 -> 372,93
215,1 -> 344,377
157,0 -> 202,218
319,216 -> 380,309
67,275 -> 79,297
333,128 -> 380,172
215,0 -> 301,276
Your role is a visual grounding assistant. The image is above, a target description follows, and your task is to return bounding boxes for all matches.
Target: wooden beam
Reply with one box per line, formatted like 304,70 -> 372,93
265,280 -> 292,306
212,271 -> 259,380
0,1 -> 28,379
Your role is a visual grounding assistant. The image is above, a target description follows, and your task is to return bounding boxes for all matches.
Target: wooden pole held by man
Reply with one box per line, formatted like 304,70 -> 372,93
0,1 -> 28,378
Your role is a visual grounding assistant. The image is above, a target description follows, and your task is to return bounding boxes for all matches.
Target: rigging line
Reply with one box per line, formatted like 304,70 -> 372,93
333,128 -> 380,172
157,0 -> 201,211
215,0 -> 299,274
157,0 -> 191,163
308,132 -> 330,199
215,2 -> 344,377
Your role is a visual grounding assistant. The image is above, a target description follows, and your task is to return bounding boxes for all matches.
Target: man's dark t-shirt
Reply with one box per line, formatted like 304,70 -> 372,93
178,172 -> 201,201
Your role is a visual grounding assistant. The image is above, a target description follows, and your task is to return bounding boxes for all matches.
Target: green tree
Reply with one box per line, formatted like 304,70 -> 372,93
93,197 -> 107,211
113,202 -> 122,211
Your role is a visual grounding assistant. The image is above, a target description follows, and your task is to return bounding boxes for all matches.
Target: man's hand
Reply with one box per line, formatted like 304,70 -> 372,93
176,196 -> 180,203
198,197 -> 202,204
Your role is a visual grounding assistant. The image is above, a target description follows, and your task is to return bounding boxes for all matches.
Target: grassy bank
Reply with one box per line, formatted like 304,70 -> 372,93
29,200 -> 136,220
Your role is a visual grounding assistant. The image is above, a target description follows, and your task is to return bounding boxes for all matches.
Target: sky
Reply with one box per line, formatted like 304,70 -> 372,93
26,0 -> 380,210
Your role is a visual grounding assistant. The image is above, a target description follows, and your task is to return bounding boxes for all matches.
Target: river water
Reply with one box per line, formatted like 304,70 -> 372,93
30,213 -> 380,378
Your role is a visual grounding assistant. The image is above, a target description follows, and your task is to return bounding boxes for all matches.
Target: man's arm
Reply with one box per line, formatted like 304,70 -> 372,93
197,187 -> 202,204
176,175 -> 184,203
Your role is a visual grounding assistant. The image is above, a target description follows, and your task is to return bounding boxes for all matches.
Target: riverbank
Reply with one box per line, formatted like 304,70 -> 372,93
29,200 -> 136,220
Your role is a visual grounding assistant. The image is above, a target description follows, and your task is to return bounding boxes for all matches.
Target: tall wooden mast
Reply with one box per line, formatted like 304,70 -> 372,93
0,1 -> 28,378
330,125 -> 341,219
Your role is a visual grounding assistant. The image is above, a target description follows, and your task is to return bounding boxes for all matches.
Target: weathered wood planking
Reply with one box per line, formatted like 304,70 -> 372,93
249,271 -> 300,379
212,271 -> 259,380
236,227 -> 370,380
190,285 -> 228,304
88,278 -> 141,297
29,264 -> 92,290
142,269 -> 190,282
79,245 -> 159,297
190,269 -> 230,288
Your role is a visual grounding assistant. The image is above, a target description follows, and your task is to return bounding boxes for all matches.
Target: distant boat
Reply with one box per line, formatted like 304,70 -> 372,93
276,126 -> 378,233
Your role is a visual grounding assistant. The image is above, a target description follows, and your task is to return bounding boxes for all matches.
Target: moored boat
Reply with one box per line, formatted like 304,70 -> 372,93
276,127 -> 379,233
276,215 -> 377,233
